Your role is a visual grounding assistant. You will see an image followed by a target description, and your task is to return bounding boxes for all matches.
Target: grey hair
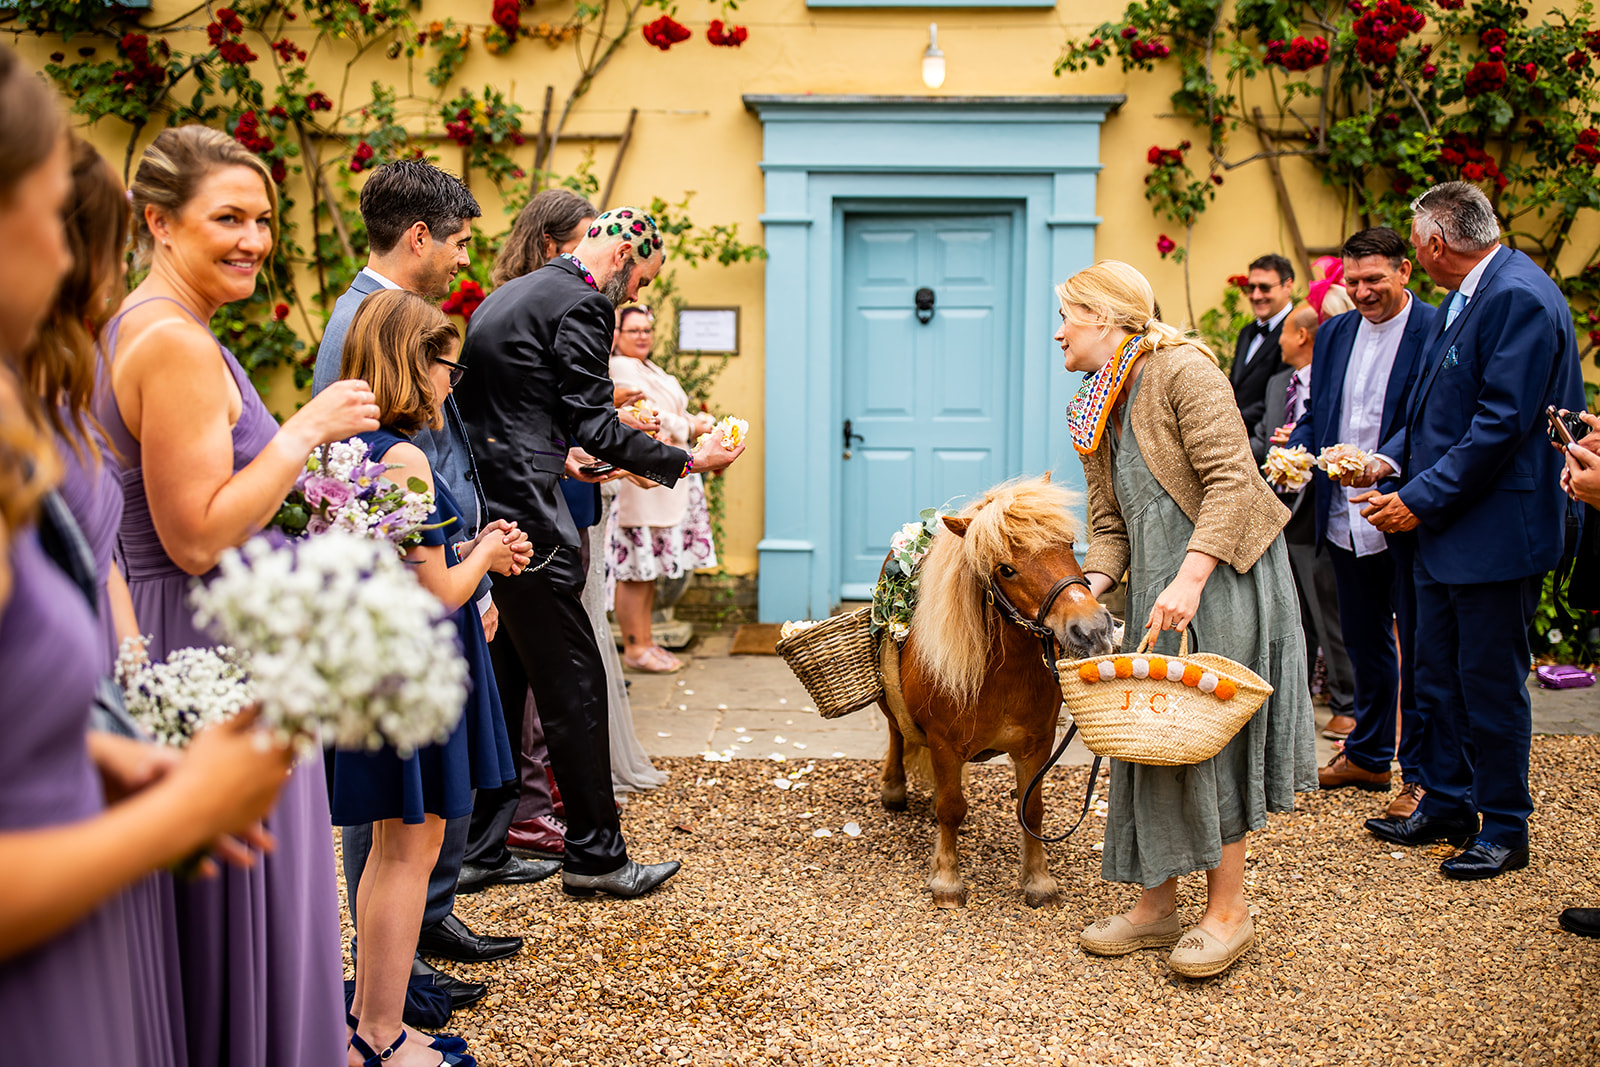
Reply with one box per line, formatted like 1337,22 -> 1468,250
1410,181 -> 1500,252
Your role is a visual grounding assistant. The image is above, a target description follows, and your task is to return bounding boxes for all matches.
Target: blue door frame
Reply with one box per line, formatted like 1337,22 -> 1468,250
743,94 -> 1125,623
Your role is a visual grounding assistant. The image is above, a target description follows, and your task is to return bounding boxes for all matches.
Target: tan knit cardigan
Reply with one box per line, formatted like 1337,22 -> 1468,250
1079,342 -> 1289,583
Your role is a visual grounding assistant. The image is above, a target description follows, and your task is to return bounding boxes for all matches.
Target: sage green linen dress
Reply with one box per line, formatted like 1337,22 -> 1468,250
1101,377 -> 1318,889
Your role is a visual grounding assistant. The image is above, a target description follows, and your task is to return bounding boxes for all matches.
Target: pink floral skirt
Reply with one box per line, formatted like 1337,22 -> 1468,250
605,476 -> 717,605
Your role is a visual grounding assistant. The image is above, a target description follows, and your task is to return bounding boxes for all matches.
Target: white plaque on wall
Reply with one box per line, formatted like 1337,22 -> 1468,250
676,307 -> 739,353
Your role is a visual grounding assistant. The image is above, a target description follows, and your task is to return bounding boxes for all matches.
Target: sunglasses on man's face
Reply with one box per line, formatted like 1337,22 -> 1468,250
1245,282 -> 1282,293
434,356 -> 466,388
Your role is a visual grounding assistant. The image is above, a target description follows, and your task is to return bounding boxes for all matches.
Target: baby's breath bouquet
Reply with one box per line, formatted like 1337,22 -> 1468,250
189,530 -> 468,756
270,437 -> 444,551
115,639 -> 253,748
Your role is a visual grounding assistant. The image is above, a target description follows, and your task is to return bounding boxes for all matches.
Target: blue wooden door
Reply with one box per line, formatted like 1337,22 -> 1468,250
838,213 -> 1014,599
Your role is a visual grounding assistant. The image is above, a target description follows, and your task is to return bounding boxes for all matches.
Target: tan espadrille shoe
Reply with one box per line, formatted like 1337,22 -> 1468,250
1167,917 -> 1256,978
1078,911 -> 1182,957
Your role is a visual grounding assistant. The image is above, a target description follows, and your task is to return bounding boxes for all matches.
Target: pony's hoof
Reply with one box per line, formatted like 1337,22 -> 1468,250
880,789 -> 907,812
931,888 -> 967,909
1023,887 -> 1058,909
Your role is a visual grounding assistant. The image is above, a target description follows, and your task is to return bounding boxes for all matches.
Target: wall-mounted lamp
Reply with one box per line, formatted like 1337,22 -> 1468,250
921,23 -> 945,90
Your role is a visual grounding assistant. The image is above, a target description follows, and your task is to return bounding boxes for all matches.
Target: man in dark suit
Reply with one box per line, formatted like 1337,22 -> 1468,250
1231,253 -> 1297,430
311,159 -> 551,1008
1357,183 -> 1585,880
1286,228 -> 1434,820
1250,303 -> 1355,741
454,207 -> 746,898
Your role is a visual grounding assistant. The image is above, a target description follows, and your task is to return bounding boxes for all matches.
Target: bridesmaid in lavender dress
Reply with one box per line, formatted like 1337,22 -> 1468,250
22,136 -> 190,1067
102,125 -> 379,1067
0,45 -> 295,1064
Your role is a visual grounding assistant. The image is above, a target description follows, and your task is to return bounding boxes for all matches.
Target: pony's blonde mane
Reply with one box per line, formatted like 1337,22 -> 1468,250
909,476 -> 1082,704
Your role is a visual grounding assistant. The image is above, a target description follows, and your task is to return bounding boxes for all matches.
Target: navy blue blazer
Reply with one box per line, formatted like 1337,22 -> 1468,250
1286,299 -> 1435,548
1375,247 -> 1585,585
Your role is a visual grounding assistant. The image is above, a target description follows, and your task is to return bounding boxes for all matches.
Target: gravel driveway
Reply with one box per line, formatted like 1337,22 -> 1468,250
344,735 -> 1600,1066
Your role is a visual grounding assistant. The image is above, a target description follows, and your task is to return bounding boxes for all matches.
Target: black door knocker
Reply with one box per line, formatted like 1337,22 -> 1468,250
914,287 -> 936,325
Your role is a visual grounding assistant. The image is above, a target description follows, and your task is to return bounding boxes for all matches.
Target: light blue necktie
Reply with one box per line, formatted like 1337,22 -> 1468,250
1444,290 -> 1466,330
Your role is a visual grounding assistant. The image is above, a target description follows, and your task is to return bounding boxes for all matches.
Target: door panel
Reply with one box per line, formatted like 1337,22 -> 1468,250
839,212 -> 1013,598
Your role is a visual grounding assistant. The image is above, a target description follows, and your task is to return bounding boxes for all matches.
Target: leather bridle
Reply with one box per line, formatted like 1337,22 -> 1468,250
986,570 -> 1107,847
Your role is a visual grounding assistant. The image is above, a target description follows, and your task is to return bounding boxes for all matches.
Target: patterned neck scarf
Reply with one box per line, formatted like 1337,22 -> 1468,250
559,252 -> 597,291
1067,333 -> 1145,455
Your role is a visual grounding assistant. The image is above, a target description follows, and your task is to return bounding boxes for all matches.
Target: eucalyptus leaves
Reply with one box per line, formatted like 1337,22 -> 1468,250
870,508 -> 944,644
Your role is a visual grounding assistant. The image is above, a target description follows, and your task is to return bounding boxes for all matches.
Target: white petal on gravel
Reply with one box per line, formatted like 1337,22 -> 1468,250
685,690 -> 694,695
793,742 -> 807,749
773,778 -> 792,790
769,753 -> 787,762
678,704 -> 687,711
774,736 -> 787,744
843,822 -> 862,837
1391,851 -> 1405,859
718,704 -> 729,710
676,680 -> 685,687
738,736 -> 754,743
657,731 -> 671,737
1091,842 -> 1104,851
779,698 -> 788,704
831,751 -> 846,758
812,828 -> 832,837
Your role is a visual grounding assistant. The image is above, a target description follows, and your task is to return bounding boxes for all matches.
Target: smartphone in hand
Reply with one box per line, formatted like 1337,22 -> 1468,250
579,461 -> 615,477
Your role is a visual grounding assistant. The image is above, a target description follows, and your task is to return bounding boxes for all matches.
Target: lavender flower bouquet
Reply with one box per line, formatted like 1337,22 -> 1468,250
271,437 -> 444,550
190,530 -> 468,755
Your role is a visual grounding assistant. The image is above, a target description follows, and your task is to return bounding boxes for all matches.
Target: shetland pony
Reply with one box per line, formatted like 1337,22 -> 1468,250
878,475 -> 1115,908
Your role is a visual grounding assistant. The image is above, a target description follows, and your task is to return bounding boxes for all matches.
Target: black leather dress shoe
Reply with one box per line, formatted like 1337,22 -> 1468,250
417,913 -> 523,963
1559,908 -> 1600,937
1441,838 -> 1530,881
562,858 -> 681,898
1364,809 -> 1478,848
457,855 -> 561,894
412,956 -> 487,1012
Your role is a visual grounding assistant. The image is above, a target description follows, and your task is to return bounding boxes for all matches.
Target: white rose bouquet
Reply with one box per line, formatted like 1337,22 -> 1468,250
270,437 -> 444,552
115,639 -> 253,748
190,530 -> 469,756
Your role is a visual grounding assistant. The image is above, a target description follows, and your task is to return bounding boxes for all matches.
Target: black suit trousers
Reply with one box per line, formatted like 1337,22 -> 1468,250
472,544 -> 626,875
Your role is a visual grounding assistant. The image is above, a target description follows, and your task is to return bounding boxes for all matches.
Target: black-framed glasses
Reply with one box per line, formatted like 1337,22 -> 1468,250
1245,282 -> 1281,293
434,356 -> 467,388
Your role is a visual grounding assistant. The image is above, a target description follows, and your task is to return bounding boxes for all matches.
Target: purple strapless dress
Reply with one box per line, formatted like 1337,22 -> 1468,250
56,422 -> 189,1067
0,528 -> 138,1062
98,299 -> 345,1067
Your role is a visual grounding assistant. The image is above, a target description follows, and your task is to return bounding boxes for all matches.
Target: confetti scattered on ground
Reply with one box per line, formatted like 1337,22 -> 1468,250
346,737 -> 1600,1066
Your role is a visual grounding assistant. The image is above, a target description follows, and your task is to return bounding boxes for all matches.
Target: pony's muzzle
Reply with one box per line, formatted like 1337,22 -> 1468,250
1058,607 -> 1117,659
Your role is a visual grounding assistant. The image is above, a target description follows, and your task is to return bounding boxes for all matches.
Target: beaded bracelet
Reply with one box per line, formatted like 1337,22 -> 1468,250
680,449 -> 694,479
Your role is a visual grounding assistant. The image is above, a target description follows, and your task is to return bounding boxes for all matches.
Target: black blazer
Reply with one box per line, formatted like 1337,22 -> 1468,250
1231,317 -> 1284,431
454,257 -> 687,546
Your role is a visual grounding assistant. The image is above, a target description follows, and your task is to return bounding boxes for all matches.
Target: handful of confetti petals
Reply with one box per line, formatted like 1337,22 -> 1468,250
1316,443 -> 1373,479
628,398 -> 659,421
695,415 -> 749,450
1261,445 -> 1315,491
779,619 -> 818,640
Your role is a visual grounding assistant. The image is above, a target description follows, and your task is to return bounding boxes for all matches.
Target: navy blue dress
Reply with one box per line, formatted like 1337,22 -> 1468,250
327,428 -> 516,825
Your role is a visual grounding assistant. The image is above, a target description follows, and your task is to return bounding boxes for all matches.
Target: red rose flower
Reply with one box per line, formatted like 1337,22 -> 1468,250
1521,62 -> 1539,82
707,20 -> 748,47
1210,173 -> 1224,185
1156,235 -> 1177,257
218,40 -> 258,65
217,8 -> 244,33
273,303 -> 290,320
350,141 -> 375,173
1228,274 -> 1250,290
1479,28 -> 1507,49
441,280 -> 486,321
641,15 -> 691,51
492,0 -> 520,37
1265,35 -> 1329,72
305,91 -> 333,112
271,38 -> 306,63
1570,51 -> 1591,72
1463,60 -> 1507,97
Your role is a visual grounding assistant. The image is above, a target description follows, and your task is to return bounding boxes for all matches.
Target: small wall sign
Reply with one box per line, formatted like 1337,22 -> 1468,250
676,307 -> 740,353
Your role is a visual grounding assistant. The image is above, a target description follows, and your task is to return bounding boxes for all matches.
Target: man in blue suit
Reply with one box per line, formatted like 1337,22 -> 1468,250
312,159 -> 556,1009
1356,183 -> 1585,880
1286,228 -> 1433,818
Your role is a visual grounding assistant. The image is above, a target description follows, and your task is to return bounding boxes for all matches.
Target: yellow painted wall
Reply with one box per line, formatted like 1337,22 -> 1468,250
17,0 -> 1596,576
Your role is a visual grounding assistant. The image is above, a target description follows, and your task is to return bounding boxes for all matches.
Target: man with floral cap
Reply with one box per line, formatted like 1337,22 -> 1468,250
455,207 -> 745,898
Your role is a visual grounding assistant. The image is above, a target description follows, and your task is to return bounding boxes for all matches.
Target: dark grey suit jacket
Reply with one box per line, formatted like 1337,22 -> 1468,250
1249,365 -> 1315,537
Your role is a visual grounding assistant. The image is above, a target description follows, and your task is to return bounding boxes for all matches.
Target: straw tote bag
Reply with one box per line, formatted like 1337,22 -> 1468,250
1056,630 -> 1272,766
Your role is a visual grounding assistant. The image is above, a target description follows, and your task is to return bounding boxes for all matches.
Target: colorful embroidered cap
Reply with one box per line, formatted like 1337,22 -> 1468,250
586,207 -> 665,263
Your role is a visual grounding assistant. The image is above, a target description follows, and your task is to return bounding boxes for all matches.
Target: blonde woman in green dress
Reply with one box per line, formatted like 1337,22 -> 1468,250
1059,260 -> 1316,979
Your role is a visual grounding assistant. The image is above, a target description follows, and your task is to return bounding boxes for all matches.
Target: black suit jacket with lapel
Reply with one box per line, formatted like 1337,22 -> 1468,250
1231,317 -> 1284,432
453,257 -> 688,547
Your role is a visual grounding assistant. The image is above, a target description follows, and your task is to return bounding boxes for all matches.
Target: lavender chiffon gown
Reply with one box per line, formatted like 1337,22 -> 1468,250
0,527 -> 138,1062
99,299 -> 345,1067
56,425 -> 188,1067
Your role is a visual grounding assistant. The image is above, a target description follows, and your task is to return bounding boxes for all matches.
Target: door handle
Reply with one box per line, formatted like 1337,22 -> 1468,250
843,418 -> 865,460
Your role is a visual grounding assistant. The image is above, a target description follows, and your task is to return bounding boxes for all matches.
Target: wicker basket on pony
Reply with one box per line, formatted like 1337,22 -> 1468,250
774,607 -> 883,719
1056,630 -> 1271,766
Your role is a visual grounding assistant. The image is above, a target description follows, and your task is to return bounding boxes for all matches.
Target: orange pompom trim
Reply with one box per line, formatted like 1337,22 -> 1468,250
1113,657 -> 1134,678
1148,656 -> 1167,679
1181,664 -> 1203,687
1078,662 -> 1100,684
1214,678 -> 1238,701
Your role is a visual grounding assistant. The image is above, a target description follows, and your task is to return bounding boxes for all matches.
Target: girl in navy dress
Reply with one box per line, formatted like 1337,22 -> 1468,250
327,288 -> 522,1067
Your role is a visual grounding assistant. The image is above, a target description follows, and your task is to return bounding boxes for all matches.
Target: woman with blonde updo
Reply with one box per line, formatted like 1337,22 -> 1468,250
1059,260 -> 1314,980
100,124 -> 378,1066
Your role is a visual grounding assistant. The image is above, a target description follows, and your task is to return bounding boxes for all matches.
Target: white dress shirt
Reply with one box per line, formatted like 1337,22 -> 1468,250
1327,292 -> 1413,556
1457,242 -> 1501,305
362,266 -> 402,290
1245,302 -> 1294,365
